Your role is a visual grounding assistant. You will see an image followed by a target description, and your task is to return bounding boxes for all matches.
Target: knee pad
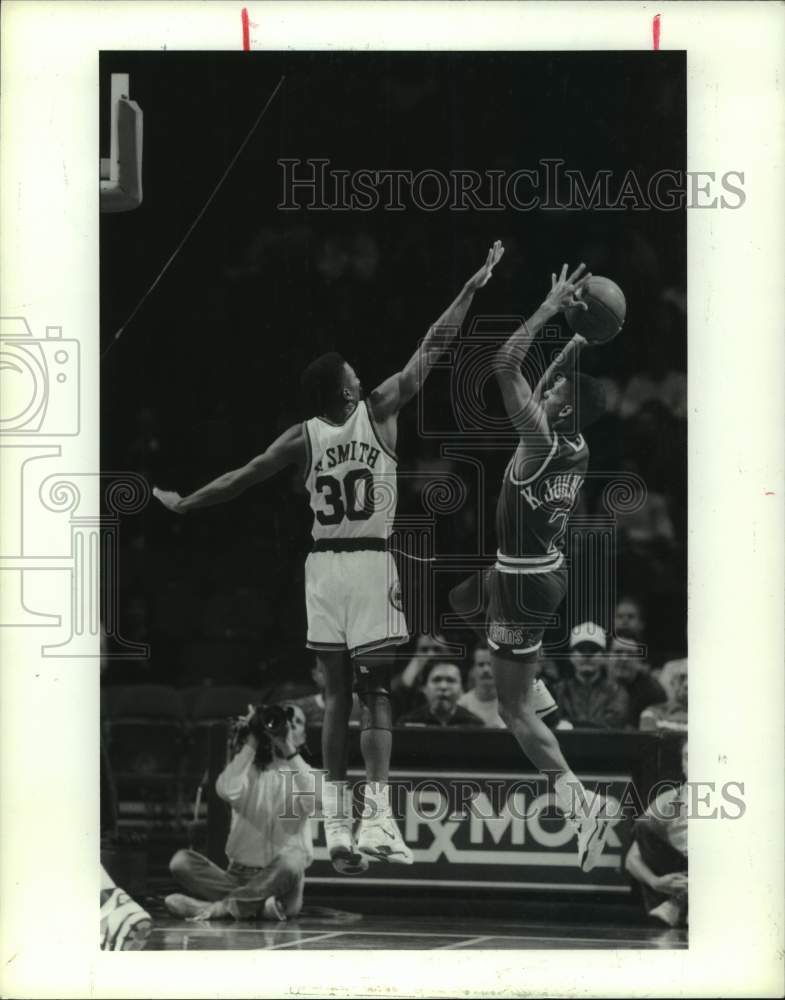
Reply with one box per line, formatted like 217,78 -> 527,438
353,661 -> 391,701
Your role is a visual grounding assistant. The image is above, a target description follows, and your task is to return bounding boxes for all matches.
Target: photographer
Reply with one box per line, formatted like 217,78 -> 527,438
165,702 -> 315,922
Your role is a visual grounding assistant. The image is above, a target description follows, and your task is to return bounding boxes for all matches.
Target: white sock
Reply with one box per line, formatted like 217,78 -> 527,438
554,771 -> 592,825
322,779 -> 351,821
362,781 -> 390,820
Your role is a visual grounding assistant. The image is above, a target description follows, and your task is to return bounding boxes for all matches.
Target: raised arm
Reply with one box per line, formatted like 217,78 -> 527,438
369,240 -> 505,421
153,423 -> 305,514
494,263 -> 591,445
532,333 -> 588,404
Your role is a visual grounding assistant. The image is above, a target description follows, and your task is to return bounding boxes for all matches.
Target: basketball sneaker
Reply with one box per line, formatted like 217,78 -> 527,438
357,812 -> 414,865
324,818 -> 369,874
322,780 -> 368,874
576,793 -> 613,873
100,887 -> 153,950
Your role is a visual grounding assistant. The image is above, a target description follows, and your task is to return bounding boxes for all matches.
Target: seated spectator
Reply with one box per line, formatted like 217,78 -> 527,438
625,736 -> 688,927
640,659 -> 687,732
606,637 -> 667,728
459,644 -> 566,730
397,661 -> 483,727
555,623 -> 630,729
292,660 -> 363,729
164,702 -> 315,921
614,596 -> 646,643
391,633 -> 449,719
458,643 -> 505,728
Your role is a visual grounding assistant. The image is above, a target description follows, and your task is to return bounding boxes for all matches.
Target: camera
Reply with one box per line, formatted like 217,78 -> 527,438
249,703 -> 290,740
228,703 -> 294,766
0,318 -> 80,436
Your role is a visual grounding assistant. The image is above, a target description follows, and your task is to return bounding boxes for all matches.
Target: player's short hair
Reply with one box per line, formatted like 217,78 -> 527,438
300,352 -> 347,415
566,373 -> 607,430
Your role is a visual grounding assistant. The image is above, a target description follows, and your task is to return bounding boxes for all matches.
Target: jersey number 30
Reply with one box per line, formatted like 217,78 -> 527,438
315,469 -> 374,525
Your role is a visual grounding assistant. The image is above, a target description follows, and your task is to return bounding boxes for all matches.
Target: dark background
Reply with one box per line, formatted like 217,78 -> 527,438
100,51 -> 687,691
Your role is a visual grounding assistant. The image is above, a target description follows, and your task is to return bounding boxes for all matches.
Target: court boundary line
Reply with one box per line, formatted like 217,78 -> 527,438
152,925 -> 659,943
266,931 -> 344,949
436,935 -> 494,950
153,926 -> 686,950
307,876 -> 630,893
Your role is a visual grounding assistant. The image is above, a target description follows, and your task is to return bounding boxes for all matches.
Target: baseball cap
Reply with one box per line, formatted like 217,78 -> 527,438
569,622 -> 607,650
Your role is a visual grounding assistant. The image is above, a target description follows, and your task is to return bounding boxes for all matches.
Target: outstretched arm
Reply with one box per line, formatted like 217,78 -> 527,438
369,241 -> 505,420
494,263 -> 590,442
532,333 -> 588,404
153,424 -> 304,514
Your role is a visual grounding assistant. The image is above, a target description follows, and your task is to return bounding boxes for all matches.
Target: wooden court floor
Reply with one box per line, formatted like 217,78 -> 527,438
146,909 -> 687,951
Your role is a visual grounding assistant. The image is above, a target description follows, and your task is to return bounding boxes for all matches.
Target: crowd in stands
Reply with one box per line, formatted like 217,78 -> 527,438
102,596 -> 686,738
376,615 -> 686,733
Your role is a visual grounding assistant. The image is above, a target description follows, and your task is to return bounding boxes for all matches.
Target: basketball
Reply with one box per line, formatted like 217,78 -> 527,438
565,275 -> 626,343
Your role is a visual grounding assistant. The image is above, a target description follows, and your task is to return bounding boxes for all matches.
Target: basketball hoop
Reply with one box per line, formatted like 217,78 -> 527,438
100,73 -> 143,213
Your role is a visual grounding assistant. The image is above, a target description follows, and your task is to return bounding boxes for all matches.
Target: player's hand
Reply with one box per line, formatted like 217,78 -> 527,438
465,240 -> 505,291
152,487 -> 185,513
653,872 -> 689,894
544,263 -> 591,314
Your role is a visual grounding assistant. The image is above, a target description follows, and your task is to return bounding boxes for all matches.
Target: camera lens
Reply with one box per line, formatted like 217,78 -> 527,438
261,705 -> 288,731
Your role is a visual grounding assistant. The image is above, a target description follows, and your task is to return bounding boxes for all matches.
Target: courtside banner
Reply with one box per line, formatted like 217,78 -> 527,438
309,769 -> 631,893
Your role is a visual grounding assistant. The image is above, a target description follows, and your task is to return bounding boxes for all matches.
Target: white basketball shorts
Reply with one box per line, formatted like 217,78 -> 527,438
305,549 -> 409,658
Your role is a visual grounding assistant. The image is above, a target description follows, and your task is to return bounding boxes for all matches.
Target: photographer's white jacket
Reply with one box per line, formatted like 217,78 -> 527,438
216,745 -> 316,868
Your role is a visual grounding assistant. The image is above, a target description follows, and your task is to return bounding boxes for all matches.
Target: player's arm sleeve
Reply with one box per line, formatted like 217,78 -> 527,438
215,744 -> 255,806
177,424 -> 304,512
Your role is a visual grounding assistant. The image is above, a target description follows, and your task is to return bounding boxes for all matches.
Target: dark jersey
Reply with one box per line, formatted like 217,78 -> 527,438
495,432 -> 589,570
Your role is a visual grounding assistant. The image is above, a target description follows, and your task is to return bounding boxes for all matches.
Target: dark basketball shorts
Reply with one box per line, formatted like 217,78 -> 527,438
485,565 -> 568,658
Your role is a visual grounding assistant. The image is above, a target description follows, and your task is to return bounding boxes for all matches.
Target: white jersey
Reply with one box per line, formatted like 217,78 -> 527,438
303,401 -> 397,542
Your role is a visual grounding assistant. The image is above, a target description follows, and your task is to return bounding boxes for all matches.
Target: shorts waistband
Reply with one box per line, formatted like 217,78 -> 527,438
312,537 -> 388,553
495,550 -> 564,574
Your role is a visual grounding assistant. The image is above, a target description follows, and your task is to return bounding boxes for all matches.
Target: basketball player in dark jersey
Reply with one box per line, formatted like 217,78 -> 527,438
451,263 -> 612,871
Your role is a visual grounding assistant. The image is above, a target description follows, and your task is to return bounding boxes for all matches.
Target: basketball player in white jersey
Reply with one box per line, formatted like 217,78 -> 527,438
154,240 -> 505,872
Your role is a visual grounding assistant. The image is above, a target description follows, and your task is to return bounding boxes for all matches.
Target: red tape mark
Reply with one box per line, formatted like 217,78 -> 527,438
652,13 -> 661,50
241,8 -> 250,51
